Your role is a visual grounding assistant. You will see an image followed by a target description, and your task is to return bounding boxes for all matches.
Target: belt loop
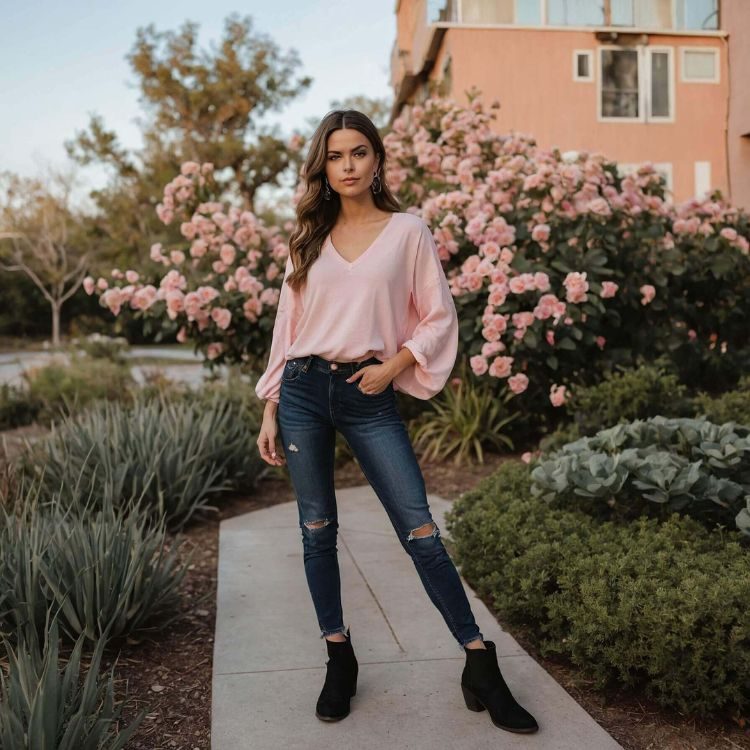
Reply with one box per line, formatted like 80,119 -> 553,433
302,355 -> 313,372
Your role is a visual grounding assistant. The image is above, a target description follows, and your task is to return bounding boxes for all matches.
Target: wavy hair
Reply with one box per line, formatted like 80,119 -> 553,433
285,109 -> 401,292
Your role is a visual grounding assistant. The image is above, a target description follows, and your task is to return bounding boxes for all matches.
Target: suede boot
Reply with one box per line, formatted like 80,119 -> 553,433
461,640 -> 539,733
315,627 -> 358,721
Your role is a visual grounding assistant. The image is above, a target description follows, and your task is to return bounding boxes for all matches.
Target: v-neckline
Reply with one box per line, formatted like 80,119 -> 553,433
327,213 -> 397,268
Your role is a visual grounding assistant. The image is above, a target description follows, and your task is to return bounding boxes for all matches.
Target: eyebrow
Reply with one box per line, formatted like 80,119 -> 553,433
326,144 -> 369,154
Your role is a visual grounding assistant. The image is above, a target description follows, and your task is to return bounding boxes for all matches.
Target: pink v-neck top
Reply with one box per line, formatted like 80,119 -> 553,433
254,211 -> 459,404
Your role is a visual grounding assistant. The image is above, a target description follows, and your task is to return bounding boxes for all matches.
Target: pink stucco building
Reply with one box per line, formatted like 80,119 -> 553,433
391,1 -> 750,208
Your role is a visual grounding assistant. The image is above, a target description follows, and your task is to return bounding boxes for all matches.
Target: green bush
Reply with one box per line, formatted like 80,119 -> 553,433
0,482 -> 189,645
20,388 -> 264,530
692,374 -> 750,427
445,461 -> 750,717
0,382 -> 41,430
530,415 -> 750,535
565,358 -> 694,436
22,354 -> 136,422
0,615 -> 145,749
70,333 -> 130,364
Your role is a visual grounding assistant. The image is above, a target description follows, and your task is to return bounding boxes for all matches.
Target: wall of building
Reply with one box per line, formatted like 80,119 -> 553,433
432,27 -> 728,203
723,0 -> 750,210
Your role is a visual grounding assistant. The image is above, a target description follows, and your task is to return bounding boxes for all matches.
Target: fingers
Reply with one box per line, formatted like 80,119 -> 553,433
257,433 -> 285,466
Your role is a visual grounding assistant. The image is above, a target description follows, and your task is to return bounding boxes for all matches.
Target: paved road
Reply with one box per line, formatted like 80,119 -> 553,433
0,346 -> 225,388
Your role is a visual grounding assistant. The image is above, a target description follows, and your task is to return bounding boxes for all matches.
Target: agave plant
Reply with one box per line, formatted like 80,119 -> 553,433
0,474 -> 191,645
20,388 -> 264,530
0,612 -> 145,749
410,359 -> 519,465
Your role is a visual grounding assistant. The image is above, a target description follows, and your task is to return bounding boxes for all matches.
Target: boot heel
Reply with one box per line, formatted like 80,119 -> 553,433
462,684 -> 485,712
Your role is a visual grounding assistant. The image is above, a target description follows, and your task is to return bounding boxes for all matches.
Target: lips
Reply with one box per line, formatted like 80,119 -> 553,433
342,178 -> 358,184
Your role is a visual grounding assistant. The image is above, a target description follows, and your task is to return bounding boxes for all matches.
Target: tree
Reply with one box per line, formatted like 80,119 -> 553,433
0,170 -> 91,347
66,14 -> 312,266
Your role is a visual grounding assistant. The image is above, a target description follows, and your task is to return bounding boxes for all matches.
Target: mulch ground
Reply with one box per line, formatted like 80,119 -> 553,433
2,422 -> 748,749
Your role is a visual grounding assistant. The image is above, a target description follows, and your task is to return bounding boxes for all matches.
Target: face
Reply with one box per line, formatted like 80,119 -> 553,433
324,127 -> 381,198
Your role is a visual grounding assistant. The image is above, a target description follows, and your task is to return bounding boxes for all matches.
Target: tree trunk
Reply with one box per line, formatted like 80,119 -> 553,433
51,301 -> 61,348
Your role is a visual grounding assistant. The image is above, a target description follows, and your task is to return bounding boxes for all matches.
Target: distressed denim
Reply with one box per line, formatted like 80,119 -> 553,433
277,353 -> 483,650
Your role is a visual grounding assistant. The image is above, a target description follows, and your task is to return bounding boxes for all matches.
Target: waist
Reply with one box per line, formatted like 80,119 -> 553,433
290,352 -> 381,376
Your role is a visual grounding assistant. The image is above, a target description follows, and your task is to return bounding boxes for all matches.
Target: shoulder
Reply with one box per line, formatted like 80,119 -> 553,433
393,211 -> 428,230
392,211 -> 432,240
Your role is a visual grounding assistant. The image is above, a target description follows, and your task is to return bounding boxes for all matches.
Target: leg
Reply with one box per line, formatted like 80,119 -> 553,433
278,380 -> 348,640
337,401 -> 484,650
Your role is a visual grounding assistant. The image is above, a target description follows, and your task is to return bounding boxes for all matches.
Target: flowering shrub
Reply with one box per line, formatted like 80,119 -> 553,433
84,160 -> 296,368
86,98 -> 750,410
383,90 -> 750,407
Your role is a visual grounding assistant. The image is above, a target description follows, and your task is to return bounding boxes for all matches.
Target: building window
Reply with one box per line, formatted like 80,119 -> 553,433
600,48 -> 640,118
547,0 -> 604,26
573,50 -> 593,81
675,0 -> 719,30
694,161 -> 712,196
611,0 -> 672,28
516,0 -> 544,24
648,49 -> 671,118
461,0 -> 514,23
599,46 -> 673,122
680,47 -> 719,82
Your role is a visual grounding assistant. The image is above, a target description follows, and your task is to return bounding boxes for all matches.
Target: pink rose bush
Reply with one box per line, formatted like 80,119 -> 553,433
85,96 -> 750,407
383,92 -> 750,405
84,161 -> 294,368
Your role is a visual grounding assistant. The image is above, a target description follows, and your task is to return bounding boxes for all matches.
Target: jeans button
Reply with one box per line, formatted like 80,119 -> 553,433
330,362 -> 338,370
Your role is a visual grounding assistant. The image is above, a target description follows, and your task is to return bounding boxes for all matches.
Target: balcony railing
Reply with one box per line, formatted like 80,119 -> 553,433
428,0 -> 720,31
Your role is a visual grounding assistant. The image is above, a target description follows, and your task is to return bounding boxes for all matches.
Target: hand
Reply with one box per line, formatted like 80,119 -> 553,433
346,363 -> 394,395
257,411 -> 285,466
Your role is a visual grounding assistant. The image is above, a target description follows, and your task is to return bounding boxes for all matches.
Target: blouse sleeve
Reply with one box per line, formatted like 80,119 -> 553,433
397,222 -> 459,399
254,255 -> 297,405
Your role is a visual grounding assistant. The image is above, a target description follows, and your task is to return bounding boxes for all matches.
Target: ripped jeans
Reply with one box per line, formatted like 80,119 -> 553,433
277,353 -> 484,650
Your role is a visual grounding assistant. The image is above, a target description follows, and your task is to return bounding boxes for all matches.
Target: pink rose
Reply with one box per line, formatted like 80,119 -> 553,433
550,384 -> 567,407
600,281 -> 618,298
508,373 -> 529,394
211,307 -> 232,330
640,284 -> 656,305
470,355 -> 489,376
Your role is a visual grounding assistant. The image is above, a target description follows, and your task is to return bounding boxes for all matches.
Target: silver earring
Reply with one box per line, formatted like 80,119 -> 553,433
323,176 -> 331,201
371,172 -> 382,194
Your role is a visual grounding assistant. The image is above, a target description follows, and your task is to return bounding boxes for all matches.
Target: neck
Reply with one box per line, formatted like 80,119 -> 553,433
337,194 -> 383,224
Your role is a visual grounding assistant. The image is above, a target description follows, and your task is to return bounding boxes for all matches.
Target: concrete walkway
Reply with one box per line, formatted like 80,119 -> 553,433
212,486 -> 624,749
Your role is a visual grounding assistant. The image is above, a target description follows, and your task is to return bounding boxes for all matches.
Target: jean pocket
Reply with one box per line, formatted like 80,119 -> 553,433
281,359 -> 304,383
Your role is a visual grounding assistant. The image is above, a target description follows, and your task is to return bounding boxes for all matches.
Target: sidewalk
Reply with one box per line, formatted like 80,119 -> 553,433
212,485 -> 624,749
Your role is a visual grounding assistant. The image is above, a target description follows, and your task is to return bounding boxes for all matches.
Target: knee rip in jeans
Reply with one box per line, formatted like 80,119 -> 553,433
304,519 -> 331,530
407,521 -> 439,541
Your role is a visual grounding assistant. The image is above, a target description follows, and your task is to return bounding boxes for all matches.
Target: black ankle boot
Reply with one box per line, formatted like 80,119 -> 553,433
315,627 -> 358,722
461,640 -> 539,733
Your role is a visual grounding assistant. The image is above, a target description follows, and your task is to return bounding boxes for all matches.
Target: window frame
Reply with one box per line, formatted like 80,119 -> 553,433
596,45 -> 674,124
573,49 -> 594,81
679,46 -> 720,83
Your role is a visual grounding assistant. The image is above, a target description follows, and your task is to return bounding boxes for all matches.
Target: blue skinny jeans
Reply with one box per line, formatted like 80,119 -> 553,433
277,353 -> 483,650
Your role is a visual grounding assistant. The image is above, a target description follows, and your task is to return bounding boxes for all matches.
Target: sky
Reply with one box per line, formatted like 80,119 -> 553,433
0,0 -> 396,206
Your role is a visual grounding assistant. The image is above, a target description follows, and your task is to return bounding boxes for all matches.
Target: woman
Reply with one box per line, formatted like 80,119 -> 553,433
255,109 -> 538,734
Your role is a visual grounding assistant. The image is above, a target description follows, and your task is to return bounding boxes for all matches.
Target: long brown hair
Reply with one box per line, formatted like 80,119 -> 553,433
285,109 -> 401,292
